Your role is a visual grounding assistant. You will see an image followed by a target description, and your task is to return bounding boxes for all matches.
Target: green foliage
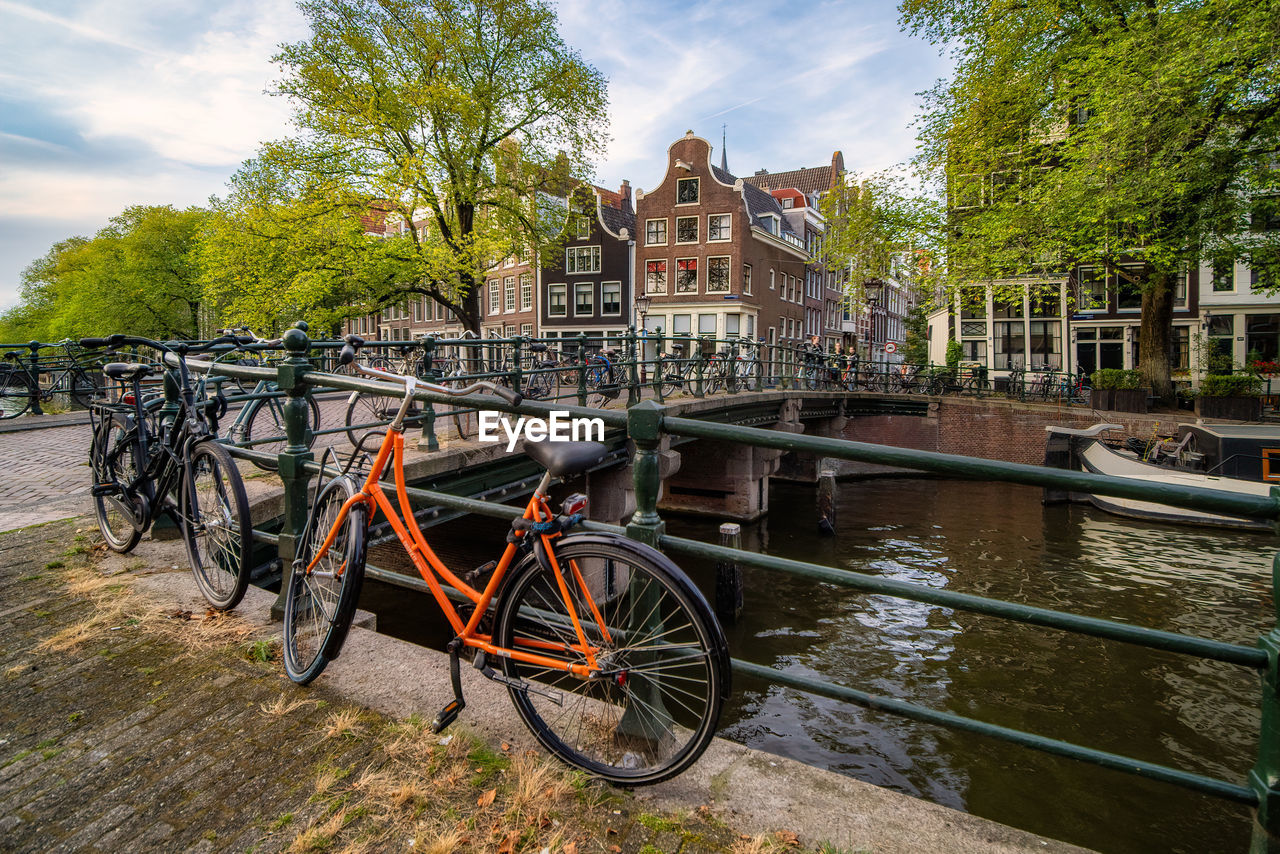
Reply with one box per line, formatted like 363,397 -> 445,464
903,0 -> 1280,395
1090,369 -> 1141,390
2,206 -> 209,341
1200,374 -> 1262,398
944,337 -> 962,369
818,174 -> 940,309
900,305 -> 930,365
213,0 -> 610,334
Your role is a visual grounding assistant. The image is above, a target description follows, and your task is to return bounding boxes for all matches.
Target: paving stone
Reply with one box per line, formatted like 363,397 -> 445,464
0,519 -> 390,854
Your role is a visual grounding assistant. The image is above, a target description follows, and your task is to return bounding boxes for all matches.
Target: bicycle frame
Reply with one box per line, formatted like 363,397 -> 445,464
306,391 -> 607,680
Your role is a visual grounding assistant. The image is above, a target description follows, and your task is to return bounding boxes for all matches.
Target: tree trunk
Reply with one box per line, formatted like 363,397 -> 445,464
1139,272 -> 1174,404
458,272 -> 482,336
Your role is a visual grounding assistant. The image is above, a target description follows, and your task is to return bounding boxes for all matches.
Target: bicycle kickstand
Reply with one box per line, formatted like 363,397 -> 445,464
430,638 -> 467,734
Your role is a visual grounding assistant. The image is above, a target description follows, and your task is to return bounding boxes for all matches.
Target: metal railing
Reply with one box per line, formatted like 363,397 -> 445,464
146,321 -> 1280,850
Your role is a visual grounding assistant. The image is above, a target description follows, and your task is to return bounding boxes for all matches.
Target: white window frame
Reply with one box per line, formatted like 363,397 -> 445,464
519,273 -> 533,311
706,256 -> 731,293
504,276 -> 516,313
566,245 -> 601,274
520,322 -> 533,337
574,215 -> 592,240
645,260 -> 668,295
676,177 -> 699,205
707,213 -> 731,241
574,281 -> 594,316
488,279 -> 501,315
769,269 -> 776,290
645,218 -> 668,246
675,216 -> 699,244
548,283 -> 567,317
743,264 -> 752,296
601,281 -> 622,316
675,257 -> 698,294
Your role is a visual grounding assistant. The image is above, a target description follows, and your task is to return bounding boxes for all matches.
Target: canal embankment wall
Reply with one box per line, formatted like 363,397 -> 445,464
837,399 -> 1178,475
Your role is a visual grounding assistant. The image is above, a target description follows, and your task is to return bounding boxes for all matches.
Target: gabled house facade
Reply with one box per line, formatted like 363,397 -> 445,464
634,131 -> 809,353
540,182 -> 636,353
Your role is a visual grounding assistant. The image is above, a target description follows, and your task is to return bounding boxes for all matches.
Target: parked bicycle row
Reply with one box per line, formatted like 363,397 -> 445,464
79,326 -> 728,786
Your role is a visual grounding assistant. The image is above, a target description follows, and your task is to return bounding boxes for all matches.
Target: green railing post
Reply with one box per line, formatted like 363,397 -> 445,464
625,399 -> 666,549
576,332 -> 589,408
1252,546 -> 1280,852
693,339 -> 706,399
270,321 -> 315,620
626,325 -> 640,408
25,343 -> 43,415
510,335 -> 524,395
621,397 -> 673,739
419,335 -> 439,452
728,339 -> 740,394
652,328 -> 665,401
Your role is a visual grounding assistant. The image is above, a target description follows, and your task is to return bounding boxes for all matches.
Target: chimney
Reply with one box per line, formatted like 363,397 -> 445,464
618,179 -> 632,213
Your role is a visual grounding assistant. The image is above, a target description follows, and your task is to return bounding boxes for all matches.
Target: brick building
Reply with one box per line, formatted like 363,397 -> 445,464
634,131 -> 811,352
540,183 -> 636,352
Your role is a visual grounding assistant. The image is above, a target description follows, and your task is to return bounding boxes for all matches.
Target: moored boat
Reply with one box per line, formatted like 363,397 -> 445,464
1045,424 -> 1277,531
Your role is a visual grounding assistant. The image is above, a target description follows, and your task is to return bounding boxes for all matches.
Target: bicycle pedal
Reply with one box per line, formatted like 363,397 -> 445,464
430,698 -> 465,734
464,560 -> 497,588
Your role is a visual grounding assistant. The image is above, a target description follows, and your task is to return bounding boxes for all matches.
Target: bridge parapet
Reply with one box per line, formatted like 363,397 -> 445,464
154,324 -> 1280,850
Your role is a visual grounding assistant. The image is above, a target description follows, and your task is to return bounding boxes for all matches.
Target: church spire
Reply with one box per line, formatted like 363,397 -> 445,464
720,124 -> 729,174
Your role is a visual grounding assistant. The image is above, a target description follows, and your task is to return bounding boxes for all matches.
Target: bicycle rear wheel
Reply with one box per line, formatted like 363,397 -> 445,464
69,369 -> 101,407
284,477 -> 367,684
180,440 -> 252,610
494,535 -> 728,785
242,391 -> 321,471
90,416 -> 143,553
0,370 -> 31,419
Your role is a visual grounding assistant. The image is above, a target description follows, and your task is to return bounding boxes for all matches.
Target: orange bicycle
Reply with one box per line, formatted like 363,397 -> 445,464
283,335 -> 730,785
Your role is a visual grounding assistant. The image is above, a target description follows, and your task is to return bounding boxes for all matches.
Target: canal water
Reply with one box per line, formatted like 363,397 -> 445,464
361,477 -> 1272,854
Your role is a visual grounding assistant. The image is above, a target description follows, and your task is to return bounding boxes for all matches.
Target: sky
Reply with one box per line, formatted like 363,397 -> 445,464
0,0 -> 952,311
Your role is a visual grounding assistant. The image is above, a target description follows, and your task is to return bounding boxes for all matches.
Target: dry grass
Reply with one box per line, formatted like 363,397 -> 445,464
260,694 -> 317,718
322,708 -> 366,740
288,808 -> 347,853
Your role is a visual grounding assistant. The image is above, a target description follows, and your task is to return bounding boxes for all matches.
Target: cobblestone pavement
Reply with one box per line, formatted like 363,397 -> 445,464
0,521 -> 393,854
0,397 -> 353,533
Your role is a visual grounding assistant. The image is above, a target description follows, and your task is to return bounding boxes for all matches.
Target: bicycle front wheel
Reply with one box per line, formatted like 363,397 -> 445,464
0,370 -> 31,419
344,391 -> 395,448
284,477 -> 367,684
180,441 -> 252,610
242,392 -> 321,471
494,535 -> 728,785
90,416 -> 142,553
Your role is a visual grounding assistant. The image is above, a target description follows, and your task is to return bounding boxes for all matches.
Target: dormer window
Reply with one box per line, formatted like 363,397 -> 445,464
760,214 -> 779,235
677,177 -> 699,204
781,197 -> 794,209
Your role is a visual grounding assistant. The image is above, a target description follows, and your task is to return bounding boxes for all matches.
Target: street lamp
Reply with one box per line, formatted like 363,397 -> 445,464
635,293 -> 652,381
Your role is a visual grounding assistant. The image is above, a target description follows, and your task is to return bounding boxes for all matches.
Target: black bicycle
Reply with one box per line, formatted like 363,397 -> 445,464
83,333 -> 254,610
0,340 -> 103,418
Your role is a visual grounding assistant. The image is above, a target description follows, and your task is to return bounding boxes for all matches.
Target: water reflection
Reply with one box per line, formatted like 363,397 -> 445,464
668,478 -> 1271,854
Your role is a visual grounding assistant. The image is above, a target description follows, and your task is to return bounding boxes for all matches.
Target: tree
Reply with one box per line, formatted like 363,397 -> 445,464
2,206 -> 209,341
223,0 -> 609,334
902,0 -> 1280,399
818,173 -> 940,306
199,159 -> 410,335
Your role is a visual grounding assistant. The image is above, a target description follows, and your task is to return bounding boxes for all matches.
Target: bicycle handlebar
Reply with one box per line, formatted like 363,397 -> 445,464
340,335 -> 522,407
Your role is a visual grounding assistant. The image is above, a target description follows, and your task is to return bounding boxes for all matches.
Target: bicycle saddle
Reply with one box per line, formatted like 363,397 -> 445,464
103,362 -> 154,381
524,439 -> 609,478
528,343 -> 548,353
